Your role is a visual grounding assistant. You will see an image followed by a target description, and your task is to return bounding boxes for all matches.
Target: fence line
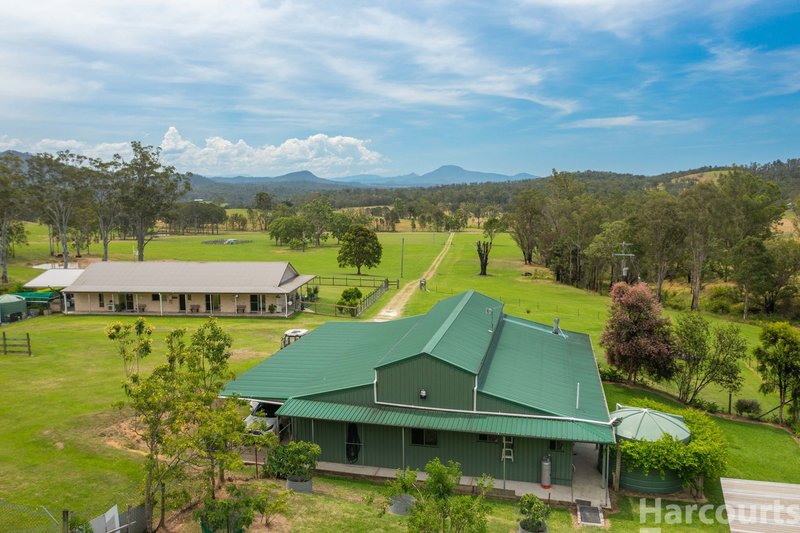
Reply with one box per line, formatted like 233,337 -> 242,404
311,275 -> 399,289
2,332 -> 32,356
0,499 -> 59,533
303,281 -> 390,318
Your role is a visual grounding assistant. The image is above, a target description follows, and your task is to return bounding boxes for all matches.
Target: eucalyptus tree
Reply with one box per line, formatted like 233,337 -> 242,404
507,189 -> 545,265
679,182 -> 720,311
632,191 -> 685,302
0,153 -> 27,284
87,156 -> 123,261
116,142 -> 190,261
27,151 -> 90,268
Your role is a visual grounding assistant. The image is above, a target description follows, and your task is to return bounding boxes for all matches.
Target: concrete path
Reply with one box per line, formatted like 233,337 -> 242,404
373,232 -> 455,321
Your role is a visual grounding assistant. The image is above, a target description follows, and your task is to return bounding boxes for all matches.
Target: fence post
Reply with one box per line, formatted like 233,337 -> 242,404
61,510 -> 69,533
26,333 -> 31,356
2,332 -> 5,355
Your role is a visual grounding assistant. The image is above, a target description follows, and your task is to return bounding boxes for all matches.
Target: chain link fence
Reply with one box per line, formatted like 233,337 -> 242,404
0,499 -> 59,533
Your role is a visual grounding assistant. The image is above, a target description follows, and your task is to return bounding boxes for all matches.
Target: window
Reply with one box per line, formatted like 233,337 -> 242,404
549,440 -> 564,452
151,293 -> 160,302
411,428 -> 438,447
477,434 -> 499,443
98,294 -> 104,308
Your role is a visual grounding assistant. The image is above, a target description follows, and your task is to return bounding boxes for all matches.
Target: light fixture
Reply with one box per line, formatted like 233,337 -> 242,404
419,389 -> 427,400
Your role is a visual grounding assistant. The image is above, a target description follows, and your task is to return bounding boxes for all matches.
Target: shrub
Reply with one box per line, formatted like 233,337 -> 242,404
703,285 -> 739,315
599,366 -> 626,383
341,287 -> 363,301
268,304 -> 276,313
385,467 -> 419,497
266,441 -> 321,481
734,399 -> 761,418
689,398 -> 721,414
519,493 -> 550,532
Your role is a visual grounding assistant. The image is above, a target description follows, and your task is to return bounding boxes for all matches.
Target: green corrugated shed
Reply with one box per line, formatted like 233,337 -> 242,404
13,291 -> 60,303
0,294 -> 27,322
277,398 -> 615,443
223,289 -> 614,482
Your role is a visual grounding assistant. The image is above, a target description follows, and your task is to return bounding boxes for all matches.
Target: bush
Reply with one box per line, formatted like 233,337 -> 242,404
660,289 -> 689,311
734,398 -> 761,418
703,285 -> 739,315
599,366 -> 626,383
266,441 -> 321,481
341,287 -> 363,301
689,398 -> 721,414
519,493 -> 550,532
268,304 -> 276,313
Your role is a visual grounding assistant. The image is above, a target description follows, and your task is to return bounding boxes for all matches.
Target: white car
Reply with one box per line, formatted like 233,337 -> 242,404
245,401 -> 279,434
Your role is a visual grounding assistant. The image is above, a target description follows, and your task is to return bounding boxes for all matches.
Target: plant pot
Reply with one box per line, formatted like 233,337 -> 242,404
519,519 -> 548,533
287,476 -> 313,493
388,493 -> 416,515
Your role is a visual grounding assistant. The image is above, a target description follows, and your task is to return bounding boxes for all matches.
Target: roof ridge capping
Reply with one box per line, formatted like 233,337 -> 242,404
422,290 -> 503,356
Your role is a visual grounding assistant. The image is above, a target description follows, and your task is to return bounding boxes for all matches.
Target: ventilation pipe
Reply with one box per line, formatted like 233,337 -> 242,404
552,318 -> 560,335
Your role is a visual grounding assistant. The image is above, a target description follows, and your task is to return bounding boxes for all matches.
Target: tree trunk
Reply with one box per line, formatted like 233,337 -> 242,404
60,230 -> 70,269
144,469 -> 154,533
0,219 -> 8,285
742,287 -> 750,321
656,263 -> 666,302
690,266 -> 702,311
137,231 -> 146,262
477,241 -> 491,276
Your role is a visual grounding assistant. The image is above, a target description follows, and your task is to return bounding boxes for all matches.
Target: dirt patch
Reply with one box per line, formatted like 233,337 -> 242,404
54,441 -> 64,449
230,348 -> 265,362
96,412 -> 149,455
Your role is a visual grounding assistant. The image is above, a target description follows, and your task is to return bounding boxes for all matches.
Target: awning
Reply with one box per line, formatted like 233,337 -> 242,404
276,398 -> 615,444
13,291 -> 61,303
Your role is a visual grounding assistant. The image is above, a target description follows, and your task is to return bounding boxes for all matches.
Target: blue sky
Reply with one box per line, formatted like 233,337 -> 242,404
1,1 -> 798,178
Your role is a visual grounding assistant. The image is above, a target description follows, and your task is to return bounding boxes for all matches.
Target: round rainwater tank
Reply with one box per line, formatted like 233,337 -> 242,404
607,405 -> 691,494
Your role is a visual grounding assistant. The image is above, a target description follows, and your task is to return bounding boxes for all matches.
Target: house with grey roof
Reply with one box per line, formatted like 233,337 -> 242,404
223,290 -> 614,503
62,261 -> 315,317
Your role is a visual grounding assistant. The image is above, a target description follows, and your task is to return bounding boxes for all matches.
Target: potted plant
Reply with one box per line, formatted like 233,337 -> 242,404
267,441 -> 321,493
385,467 -> 419,515
268,303 -> 276,314
519,493 -> 550,533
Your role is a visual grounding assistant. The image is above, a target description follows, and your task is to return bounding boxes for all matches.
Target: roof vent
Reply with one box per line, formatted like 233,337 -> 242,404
552,318 -> 560,335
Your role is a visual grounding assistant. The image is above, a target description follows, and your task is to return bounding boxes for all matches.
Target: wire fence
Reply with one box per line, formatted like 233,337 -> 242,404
0,499 -> 59,533
311,275 -> 399,289
303,281 -> 390,318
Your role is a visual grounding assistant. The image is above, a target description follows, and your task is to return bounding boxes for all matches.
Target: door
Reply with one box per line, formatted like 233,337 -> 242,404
124,293 -> 134,311
179,294 -> 186,312
346,423 -> 363,464
250,294 -> 259,312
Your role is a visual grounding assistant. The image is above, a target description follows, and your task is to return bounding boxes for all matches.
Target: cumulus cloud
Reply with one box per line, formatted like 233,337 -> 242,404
1,128 -> 385,177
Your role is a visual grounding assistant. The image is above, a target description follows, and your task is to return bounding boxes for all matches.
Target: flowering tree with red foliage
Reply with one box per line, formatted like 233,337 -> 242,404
600,282 -> 676,383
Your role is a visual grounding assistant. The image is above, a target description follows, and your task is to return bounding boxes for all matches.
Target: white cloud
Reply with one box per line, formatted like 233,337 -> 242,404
1,127 -> 384,176
158,127 -> 383,177
564,115 -> 705,131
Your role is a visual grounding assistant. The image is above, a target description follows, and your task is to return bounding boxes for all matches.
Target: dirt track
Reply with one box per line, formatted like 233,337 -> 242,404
372,232 -> 454,321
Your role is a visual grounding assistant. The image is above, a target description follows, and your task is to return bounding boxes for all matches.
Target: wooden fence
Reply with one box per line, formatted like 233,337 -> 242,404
2,333 -> 31,356
311,275 -> 399,289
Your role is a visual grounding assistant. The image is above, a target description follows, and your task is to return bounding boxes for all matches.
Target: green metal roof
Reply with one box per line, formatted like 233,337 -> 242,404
12,291 -> 60,302
610,406 -> 691,443
222,317 -> 421,400
377,290 -> 503,373
223,290 -> 611,439
477,316 -> 610,423
277,398 -> 615,444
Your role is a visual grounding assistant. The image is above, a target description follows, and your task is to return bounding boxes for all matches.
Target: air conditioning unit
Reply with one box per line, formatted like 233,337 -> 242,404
107,304 -> 114,311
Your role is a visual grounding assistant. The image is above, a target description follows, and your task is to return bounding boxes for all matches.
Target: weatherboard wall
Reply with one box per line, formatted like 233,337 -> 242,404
293,418 -> 573,485
376,354 -> 474,410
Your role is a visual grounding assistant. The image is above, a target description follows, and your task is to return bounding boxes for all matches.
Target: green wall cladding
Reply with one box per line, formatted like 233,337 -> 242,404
303,386 -> 374,406
295,417 -> 574,485
377,355 -> 474,410
476,393 -> 553,416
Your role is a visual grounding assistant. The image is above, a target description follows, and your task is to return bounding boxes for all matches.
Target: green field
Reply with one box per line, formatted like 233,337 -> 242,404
0,225 -> 797,531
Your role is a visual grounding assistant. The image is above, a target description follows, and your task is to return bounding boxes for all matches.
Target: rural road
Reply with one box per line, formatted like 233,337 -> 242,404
373,232 -> 455,321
